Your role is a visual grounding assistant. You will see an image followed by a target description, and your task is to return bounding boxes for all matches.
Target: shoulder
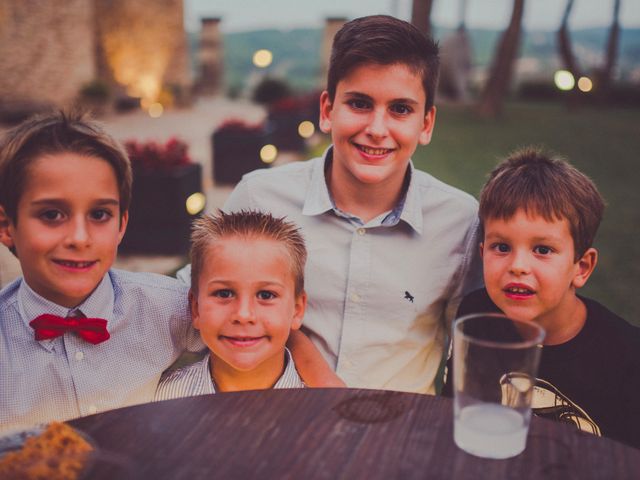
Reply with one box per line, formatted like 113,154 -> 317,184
108,269 -> 189,313
582,296 -> 640,345
240,157 -> 318,190
411,168 -> 478,213
156,355 -> 211,401
109,269 -> 188,295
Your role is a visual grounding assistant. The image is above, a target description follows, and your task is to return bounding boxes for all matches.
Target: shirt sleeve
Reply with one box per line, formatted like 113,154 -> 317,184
443,216 -> 483,330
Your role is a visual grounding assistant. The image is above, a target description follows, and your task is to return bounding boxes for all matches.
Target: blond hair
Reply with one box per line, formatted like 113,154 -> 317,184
190,210 -> 307,295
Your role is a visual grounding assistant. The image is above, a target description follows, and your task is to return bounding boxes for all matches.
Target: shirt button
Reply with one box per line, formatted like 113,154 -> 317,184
75,351 -> 84,361
350,293 -> 360,303
357,228 -> 366,236
88,405 -> 98,415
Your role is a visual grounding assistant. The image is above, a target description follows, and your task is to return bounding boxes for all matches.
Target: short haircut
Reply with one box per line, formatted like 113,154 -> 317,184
190,210 -> 307,296
0,110 -> 132,224
326,15 -> 440,112
479,147 -> 605,261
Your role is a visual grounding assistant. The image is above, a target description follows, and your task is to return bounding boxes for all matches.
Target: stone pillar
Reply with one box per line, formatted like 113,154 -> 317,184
319,17 -> 347,90
196,17 -> 224,96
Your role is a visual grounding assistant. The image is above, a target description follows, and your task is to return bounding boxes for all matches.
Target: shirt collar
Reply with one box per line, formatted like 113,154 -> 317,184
302,146 -> 335,217
17,274 -> 116,350
302,145 -> 422,233
207,348 -> 299,392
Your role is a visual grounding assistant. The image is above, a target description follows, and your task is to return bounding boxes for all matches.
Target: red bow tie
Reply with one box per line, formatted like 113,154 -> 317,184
29,314 -> 110,344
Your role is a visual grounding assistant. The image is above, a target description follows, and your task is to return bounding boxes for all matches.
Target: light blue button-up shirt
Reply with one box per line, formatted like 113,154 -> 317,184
222,147 -> 482,394
0,269 -> 202,432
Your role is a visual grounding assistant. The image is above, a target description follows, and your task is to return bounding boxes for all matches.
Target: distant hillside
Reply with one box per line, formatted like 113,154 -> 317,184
188,27 -> 640,94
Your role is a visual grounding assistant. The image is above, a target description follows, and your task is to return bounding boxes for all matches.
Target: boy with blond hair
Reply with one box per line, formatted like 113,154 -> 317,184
444,147 -> 640,448
0,111 -> 201,432
156,211 -> 307,398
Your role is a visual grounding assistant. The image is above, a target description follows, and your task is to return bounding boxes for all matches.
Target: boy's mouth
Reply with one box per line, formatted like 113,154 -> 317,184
504,284 -> 535,298
353,143 -> 395,157
220,336 -> 266,347
53,260 -> 97,270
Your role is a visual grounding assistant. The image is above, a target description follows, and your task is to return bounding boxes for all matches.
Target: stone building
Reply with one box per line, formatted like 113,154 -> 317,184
0,0 -> 191,114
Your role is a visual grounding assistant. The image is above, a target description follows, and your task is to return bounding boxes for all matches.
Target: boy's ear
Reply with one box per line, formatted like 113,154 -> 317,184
572,247 -> 598,289
319,91 -> 333,134
418,106 -> 437,146
479,241 -> 484,259
0,205 -> 15,249
291,292 -> 307,331
117,210 -> 129,244
189,289 -> 201,330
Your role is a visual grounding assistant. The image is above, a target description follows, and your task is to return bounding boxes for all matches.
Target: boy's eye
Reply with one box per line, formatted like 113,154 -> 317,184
90,209 -> 114,222
390,103 -> 413,115
257,291 -> 276,301
213,289 -> 234,299
347,98 -> 371,110
39,210 -> 65,222
490,243 -> 510,253
534,245 -> 553,255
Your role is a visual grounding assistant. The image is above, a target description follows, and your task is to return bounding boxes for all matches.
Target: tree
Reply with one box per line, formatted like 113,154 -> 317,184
477,0 -> 525,118
596,0 -> 621,101
411,0 -> 435,37
557,0 -> 583,80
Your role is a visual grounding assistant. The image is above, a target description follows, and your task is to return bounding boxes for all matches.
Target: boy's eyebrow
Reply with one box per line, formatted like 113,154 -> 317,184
485,231 -> 565,244
343,91 -> 420,106
29,198 -> 120,207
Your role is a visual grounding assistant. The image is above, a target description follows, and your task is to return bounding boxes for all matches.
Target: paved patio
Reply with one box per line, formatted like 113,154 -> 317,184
0,95 -> 305,287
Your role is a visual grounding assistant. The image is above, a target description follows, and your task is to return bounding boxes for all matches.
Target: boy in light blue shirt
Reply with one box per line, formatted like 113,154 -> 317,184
0,111 -> 202,432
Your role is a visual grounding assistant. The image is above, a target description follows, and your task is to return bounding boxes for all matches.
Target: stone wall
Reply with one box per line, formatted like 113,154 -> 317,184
0,0 -> 95,108
0,0 -> 191,111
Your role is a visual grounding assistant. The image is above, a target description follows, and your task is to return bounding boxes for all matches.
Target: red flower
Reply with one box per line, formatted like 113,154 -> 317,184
125,137 -> 192,172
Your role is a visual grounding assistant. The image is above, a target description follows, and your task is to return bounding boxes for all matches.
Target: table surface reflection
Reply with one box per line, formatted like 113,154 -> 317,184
70,388 -> 640,479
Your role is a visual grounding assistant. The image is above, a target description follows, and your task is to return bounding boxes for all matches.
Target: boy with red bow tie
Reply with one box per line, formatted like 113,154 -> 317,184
0,111 -> 202,432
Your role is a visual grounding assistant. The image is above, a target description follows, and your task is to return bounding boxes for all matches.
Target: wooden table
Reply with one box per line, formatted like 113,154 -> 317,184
70,388 -> 640,479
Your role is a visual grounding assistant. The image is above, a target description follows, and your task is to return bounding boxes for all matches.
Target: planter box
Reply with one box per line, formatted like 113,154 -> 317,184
212,128 -> 270,185
120,163 -> 203,255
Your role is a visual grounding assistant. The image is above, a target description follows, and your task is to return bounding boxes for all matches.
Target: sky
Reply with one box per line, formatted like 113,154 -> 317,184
185,0 -> 640,33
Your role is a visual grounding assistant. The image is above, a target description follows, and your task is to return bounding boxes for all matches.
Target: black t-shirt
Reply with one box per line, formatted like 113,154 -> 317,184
443,288 -> 640,449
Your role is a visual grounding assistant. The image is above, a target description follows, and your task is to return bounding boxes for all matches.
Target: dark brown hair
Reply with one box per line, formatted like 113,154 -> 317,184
0,110 -> 132,224
479,147 -> 605,260
326,15 -> 440,112
190,210 -> 307,296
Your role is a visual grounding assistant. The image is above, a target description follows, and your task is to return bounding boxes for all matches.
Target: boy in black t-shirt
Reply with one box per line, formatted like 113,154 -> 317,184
444,147 -> 640,449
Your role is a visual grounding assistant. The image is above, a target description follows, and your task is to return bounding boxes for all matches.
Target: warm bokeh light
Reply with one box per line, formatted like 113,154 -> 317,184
185,192 -> 206,215
577,76 -> 593,93
298,120 -> 315,139
554,70 -> 575,91
253,49 -> 273,68
148,103 -> 164,118
260,144 -> 278,163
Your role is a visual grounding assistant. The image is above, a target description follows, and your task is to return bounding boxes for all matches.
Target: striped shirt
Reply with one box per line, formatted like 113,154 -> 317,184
155,349 -> 305,400
1,270 -> 202,433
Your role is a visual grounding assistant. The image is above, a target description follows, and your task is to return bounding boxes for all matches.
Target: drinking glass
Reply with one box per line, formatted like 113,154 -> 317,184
452,313 -> 545,459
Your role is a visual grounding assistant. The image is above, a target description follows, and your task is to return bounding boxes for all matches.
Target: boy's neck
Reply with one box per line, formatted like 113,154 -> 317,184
539,295 -> 587,346
209,352 -> 286,392
327,162 -> 409,224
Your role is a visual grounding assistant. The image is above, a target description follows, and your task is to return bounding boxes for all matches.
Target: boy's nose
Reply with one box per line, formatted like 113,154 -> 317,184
233,297 -> 256,324
64,218 -> 91,248
509,251 -> 531,275
365,110 -> 389,139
